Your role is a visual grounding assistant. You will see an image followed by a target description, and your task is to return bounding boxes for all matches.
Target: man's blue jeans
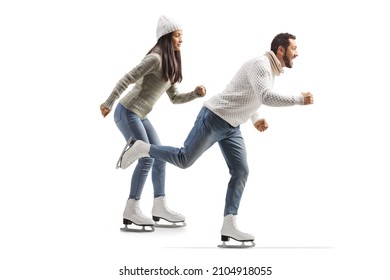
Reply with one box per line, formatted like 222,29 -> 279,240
150,107 -> 249,216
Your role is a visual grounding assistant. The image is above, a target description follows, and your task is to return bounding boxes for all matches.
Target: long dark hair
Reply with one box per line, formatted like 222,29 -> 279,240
147,32 -> 182,83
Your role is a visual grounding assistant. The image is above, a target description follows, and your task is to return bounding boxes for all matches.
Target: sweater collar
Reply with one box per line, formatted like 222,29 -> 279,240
265,51 -> 283,76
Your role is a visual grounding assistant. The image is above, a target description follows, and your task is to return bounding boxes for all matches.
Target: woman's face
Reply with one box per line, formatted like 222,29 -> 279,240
171,30 -> 183,51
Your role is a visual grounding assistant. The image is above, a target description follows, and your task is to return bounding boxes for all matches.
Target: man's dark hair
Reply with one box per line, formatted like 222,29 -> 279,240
271,33 -> 296,54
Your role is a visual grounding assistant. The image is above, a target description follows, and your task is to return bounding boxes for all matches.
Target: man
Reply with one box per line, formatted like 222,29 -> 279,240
116,33 -> 313,247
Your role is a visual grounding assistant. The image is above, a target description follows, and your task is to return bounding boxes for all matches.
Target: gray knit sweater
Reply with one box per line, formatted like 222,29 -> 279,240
102,52 -> 200,119
204,54 -> 304,127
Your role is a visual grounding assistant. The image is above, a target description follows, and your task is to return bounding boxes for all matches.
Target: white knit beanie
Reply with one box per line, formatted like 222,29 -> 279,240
156,15 -> 181,40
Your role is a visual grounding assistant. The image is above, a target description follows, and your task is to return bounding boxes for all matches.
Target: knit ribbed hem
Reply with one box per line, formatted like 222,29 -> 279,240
294,95 -> 304,105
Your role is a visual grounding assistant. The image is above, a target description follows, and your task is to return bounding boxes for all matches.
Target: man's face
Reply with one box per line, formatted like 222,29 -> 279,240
282,39 -> 298,68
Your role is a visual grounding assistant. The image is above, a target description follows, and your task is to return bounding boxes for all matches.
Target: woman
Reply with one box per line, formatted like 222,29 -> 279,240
100,15 -> 206,231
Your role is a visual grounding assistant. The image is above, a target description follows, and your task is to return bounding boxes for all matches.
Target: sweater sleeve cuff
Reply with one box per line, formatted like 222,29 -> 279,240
250,112 -> 260,124
102,94 -> 118,110
294,95 -> 304,105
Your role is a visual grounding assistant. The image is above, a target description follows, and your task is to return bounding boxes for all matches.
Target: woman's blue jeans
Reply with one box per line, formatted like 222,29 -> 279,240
149,107 -> 249,216
114,103 -> 165,199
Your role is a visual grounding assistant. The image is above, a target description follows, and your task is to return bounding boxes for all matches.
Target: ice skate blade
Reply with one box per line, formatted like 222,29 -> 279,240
116,137 -> 133,169
153,216 -> 186,228
218,241 -> 256,248
154,221 -> 187,228
120,224 -> 155,232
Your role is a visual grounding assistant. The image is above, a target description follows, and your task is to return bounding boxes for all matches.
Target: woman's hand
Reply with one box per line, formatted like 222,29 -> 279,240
100,104 -> 111,117
195,85 -> 206,97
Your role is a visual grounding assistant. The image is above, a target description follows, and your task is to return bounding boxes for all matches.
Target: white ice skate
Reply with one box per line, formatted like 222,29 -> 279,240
120,199 -> 155,232
116,137 -> 151,169
152,196 -> 186,228
218,214 -> 255,248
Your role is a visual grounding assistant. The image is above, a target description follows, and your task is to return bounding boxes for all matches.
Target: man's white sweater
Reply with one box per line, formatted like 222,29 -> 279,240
204,53 -> 304,127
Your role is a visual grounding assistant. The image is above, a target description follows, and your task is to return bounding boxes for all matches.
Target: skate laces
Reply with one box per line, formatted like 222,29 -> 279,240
133,141 -> 150,157
125,142 -> 141,164
135,210 -> 149,219
161,199 -> 181,216
133,203 -> 150,220
229,217 -> 247,235
163,201 -> 179,215
153,198 -> 185,222
119,141 -> 148,168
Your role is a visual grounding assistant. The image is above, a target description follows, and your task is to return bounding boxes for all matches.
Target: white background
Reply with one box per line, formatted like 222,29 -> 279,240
1,0 -> 389,279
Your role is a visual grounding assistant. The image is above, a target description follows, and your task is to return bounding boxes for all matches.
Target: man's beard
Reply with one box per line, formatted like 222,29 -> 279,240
283,54 -> 293,68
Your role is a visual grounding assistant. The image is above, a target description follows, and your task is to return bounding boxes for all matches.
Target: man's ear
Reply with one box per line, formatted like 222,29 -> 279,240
277,46 -> 285,55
